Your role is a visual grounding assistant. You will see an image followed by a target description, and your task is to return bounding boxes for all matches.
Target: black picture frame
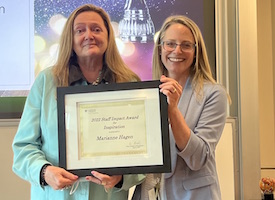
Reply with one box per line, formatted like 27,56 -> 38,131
57,80 -> 171,177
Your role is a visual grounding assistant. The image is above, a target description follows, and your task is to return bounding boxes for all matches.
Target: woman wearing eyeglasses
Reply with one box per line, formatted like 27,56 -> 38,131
132,15 -> 229,200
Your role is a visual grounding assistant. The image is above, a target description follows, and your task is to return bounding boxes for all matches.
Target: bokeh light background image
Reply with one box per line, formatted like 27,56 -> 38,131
34,0 -> 204,80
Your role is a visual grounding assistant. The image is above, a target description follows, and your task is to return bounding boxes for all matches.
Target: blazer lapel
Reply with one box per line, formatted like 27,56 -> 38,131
178,77 -> 193,118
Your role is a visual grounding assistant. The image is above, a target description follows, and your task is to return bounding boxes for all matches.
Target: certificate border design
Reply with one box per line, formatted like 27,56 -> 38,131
57,80 -> 171,177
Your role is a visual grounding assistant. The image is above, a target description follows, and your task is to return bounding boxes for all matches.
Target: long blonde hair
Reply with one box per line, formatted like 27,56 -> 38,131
52,4 -> 140,87
153,15 -> 216,98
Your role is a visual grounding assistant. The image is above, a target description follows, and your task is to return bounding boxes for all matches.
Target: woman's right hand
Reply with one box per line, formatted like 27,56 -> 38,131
159,75 -> 182,110
44,165 -> 78,190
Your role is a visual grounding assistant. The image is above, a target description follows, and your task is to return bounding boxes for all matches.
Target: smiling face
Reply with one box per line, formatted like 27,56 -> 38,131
160,23 -> 195,79
73,11 -> 108,62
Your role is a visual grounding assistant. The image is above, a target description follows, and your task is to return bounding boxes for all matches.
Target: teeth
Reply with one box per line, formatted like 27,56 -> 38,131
169,58 -> 184,62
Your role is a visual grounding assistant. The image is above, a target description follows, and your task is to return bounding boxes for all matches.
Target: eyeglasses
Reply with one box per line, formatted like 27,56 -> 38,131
161,41 -> 196,52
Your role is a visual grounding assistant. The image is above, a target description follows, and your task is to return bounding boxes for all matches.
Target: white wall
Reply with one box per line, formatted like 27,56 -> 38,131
0,121 -> 30,199
258,0 -> 275,195
216,0 -> 262,199
216,118 -> 239,200
238,0 -> 262,199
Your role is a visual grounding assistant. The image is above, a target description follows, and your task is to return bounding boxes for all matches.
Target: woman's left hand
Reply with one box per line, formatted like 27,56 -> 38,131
85,171 -> 122,190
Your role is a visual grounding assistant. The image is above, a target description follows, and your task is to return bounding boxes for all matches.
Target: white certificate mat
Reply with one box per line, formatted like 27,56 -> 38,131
57,81 -> 171,176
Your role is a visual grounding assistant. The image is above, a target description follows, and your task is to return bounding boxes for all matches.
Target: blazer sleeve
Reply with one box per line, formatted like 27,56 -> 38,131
119,174 -> 146,191
178,84 -> 228,171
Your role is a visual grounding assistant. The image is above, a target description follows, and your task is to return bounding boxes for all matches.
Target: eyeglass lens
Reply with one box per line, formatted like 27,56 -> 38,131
162,41 -> 195,52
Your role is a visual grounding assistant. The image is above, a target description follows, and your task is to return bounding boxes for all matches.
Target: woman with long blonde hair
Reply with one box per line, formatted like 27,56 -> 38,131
12,4 -> 144,200
133,15 -> 229,200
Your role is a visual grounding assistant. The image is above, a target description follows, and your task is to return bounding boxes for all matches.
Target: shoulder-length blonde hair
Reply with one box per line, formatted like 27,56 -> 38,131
52,4 -> 140,87
152,15 -> 216,98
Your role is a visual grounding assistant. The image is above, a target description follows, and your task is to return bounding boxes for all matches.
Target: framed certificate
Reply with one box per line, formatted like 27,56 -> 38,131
57,80 -> 171,177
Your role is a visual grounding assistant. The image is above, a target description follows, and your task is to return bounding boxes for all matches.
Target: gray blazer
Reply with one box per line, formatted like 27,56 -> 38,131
133,78 -> 228,200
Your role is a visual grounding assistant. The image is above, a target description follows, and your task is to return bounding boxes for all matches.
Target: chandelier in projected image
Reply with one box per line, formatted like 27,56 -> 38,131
119,0 -> 155,43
